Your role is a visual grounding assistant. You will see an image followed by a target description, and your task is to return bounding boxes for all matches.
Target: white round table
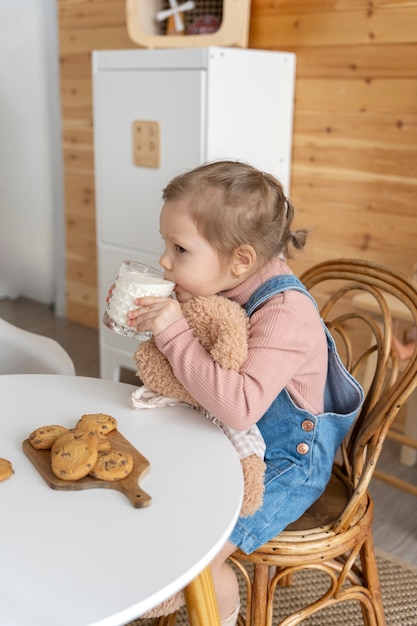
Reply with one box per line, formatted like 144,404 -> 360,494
0,375 -> 243,626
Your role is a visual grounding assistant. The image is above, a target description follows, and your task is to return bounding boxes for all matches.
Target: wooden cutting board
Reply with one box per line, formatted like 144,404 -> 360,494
22,429 -> 151,508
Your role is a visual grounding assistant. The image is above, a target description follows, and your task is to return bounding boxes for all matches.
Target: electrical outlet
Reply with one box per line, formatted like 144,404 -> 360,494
132,120 -> 160,168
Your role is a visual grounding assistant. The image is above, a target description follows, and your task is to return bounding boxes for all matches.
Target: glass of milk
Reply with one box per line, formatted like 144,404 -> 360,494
103,261 -> 175,341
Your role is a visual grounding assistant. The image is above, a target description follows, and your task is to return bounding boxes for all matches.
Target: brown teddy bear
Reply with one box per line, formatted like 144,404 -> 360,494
132,295 -> 266,518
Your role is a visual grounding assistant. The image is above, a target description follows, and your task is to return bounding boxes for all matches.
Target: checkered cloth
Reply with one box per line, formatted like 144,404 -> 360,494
131,386 -> 266,460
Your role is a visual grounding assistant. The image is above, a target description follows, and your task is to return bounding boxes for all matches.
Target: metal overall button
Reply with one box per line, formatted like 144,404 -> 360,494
296,442 -> 309,455
301,419 -> 314,432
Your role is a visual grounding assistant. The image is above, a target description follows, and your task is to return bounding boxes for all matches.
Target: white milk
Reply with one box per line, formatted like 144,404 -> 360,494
107,270 -> 174,326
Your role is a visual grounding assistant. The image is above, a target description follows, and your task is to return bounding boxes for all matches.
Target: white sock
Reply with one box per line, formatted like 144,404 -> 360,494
221,599 -> 241,626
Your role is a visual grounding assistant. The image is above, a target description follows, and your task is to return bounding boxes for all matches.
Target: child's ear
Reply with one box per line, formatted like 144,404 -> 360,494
231,245 -> 257,278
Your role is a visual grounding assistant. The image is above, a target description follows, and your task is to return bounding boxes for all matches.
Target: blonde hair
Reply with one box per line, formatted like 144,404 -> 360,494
162,161 -> 307,263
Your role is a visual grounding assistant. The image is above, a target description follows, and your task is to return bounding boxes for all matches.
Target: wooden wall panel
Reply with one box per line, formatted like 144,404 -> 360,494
294,111 -> 417,145
58,0 -> 417,328
293,44 -> 417,77
247,0 -> 417,280
296,78 -> 416,113
250,1 -> 417,12
249,6 -> 417,47
58,0 -> 136,327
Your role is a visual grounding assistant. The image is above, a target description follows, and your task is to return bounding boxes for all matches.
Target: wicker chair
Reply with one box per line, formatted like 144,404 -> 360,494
229,258 -> 417,626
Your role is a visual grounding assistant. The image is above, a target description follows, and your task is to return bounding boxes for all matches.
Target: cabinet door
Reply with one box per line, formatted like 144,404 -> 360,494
94,69 -> 206,253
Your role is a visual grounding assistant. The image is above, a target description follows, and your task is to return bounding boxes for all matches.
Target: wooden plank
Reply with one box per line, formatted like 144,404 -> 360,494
62,128 -> 94,154
291,239 -> 416,284
251,0 -> 417,15
60,78 -> 93,107
290,168 -> 417,214
63,172 -> 96,216
59,53 -> 92,80
64,205 -> 95,229
291,44 -> 417,78
61,117 -> 93,131
292,140 -> 417,180
298,207 -> 417,255
66,278 -> 98,307
60,103 -> 93,125
65,217 -> 96,244
66,258 -> 98,287
58,0 -> 129,29
66,299 -> 99,329
63,149 -> 95,174
66,212 -> 96,237
59,26 -> 134,54
249,7 -> 417,48
295,78 -> 417,113
290,244 -> 411,285
59,0 -> 125,4
293,112 -> 417,147
65,230 -> 97,262
251,0 -> 367,14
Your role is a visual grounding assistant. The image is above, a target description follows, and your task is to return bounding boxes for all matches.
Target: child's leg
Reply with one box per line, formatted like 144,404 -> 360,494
141,540 -> 239,623
392,334 -> 416,360
210,540 -> 240,624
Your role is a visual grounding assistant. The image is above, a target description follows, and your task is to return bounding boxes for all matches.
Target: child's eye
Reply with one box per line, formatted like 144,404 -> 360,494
174,245 -> 186,254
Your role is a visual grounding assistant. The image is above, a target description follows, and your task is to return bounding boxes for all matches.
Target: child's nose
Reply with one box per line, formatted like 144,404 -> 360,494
159,251 -> 171,270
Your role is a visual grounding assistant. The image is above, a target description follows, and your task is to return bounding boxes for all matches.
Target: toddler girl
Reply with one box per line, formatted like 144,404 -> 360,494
129,161 -> 363,625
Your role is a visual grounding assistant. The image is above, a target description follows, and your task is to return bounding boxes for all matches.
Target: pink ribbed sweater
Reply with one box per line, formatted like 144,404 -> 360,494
154,257 -> 328,431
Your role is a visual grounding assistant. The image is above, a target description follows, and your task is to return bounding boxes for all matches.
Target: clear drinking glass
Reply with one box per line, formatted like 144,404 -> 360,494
103,261 -> 175,341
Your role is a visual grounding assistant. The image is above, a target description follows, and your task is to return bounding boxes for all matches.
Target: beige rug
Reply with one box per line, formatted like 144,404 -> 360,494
126,550 -> 417,625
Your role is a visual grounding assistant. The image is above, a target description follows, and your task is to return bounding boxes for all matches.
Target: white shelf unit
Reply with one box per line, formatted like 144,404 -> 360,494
93,47 -> 296,380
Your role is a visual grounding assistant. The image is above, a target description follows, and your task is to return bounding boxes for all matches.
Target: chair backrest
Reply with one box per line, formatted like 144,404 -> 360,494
0,318 -> 76,375
300,259 -> 417,531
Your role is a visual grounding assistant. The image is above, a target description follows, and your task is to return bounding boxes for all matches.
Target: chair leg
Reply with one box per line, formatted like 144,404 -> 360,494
360,534 -> 386,626
277,571 -> 294,588
251,563 -> 269,626
267,566 -> 293,588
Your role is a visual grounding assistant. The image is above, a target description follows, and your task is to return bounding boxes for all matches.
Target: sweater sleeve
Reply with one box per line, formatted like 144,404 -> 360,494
154,291 -> 328,431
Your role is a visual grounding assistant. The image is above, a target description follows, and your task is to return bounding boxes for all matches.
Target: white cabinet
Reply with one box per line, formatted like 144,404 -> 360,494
93,47 -> 296,380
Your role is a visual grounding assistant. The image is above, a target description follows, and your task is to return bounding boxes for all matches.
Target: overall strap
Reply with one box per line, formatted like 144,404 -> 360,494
246,275 -> 364,417
245,275 -> 317,317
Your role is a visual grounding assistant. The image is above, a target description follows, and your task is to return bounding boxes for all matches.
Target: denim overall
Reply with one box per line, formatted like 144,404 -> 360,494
229,275 -> 364,554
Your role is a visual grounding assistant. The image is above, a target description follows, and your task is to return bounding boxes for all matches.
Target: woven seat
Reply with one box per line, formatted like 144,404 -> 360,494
230,258 -> 417,626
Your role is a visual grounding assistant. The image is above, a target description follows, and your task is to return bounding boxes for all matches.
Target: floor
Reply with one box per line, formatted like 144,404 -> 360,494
1,296 -> 416,566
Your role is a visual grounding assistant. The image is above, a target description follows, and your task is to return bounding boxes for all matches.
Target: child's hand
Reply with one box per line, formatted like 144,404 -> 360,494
127,296 -> 183,336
